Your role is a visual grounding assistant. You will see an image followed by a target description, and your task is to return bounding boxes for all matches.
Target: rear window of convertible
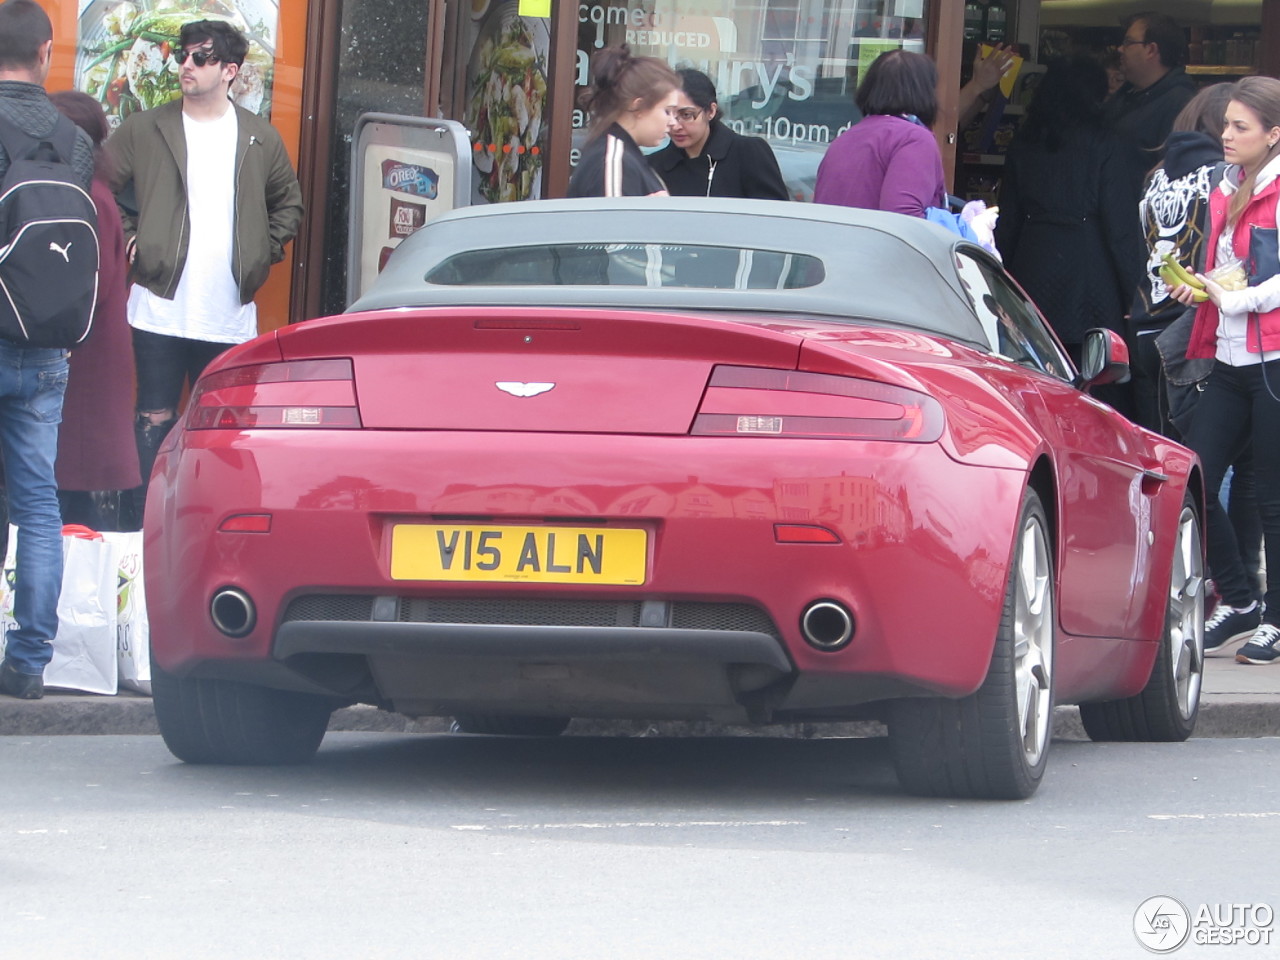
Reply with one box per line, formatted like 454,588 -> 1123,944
424,242 -> 825,290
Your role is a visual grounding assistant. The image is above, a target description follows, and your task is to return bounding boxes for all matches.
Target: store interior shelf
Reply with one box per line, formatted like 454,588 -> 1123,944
1185,65 -> 1255,75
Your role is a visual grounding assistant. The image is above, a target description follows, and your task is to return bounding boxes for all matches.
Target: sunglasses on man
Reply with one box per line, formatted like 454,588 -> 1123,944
175,47 -> 221,67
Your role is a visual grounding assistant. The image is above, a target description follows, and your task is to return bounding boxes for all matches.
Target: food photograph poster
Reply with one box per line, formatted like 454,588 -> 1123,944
463,0 -> 549,204
75,0 -> 280,127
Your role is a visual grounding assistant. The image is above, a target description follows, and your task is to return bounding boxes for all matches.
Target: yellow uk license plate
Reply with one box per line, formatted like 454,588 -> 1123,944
390,524 -> 648,584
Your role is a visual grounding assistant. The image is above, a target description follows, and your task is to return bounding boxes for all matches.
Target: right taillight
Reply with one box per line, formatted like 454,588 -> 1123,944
691,365 -> 943,442
188,358 -> 361,430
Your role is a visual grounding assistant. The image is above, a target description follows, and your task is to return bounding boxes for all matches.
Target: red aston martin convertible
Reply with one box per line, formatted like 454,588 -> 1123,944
145,198 -> 1205,799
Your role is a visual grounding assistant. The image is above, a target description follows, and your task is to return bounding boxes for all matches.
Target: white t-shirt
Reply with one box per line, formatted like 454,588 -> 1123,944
127,105 -> 258,344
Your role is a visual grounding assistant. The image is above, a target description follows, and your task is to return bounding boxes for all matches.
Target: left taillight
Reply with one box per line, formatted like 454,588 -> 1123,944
691,365 -> 943,442
188,358 -> 361,430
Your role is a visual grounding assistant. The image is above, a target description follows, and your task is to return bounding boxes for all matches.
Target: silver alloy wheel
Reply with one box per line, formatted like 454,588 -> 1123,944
1168,505 -> 1205,720
1014,512 -> 1054,767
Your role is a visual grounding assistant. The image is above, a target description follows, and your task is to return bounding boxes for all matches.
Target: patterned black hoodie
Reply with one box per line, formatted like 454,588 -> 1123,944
1130,130 -> 1224,333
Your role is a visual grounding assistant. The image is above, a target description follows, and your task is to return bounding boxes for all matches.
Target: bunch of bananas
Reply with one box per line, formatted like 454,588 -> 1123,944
1159,254 -> 1209,302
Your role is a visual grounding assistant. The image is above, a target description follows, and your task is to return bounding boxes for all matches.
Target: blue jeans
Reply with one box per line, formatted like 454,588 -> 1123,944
0,344 -> 68,675
1184,360 -> 1280,622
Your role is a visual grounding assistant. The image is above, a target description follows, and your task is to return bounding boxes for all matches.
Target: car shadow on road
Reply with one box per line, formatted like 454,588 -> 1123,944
349,731 -> 904,798
158,731 -> 919,806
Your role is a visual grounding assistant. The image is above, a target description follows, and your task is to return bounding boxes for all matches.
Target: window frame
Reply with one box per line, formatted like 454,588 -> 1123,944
954,249 -> 1075,382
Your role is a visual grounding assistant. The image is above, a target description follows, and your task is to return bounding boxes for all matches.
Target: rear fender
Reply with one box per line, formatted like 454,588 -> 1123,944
800,338 -> 1043,470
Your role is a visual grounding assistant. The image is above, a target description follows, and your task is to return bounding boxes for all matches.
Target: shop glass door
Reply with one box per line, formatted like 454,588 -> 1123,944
572,0 -> 932,200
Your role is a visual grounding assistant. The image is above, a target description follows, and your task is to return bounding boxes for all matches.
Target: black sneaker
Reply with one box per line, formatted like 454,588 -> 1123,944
1236,623 -> 1280,665
1203,601 -> 1261,653
0,659 -> 44,700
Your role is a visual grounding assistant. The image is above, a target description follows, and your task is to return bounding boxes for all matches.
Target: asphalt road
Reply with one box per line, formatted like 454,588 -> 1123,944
2,732 -> 1278,960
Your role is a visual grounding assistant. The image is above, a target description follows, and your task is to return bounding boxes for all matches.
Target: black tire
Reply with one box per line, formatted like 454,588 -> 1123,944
450,714 -> 571,736
152,660 -> 333,765
1080,494 -> 1204,742
888,488 -> 1056,800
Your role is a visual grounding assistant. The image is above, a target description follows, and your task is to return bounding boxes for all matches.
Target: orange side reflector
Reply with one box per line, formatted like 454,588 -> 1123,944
219,514 -> 272,534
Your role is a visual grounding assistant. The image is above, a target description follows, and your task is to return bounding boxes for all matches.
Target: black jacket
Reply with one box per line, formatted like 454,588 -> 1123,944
648,121 -> 789,200
567,124 -> 667,198
996,122 -> 1145,345
1105,67 -> 1198,193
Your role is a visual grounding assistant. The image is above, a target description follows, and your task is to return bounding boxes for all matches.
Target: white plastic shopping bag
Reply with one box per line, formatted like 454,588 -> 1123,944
102,531 -> 150,695
0,523 -> 118,695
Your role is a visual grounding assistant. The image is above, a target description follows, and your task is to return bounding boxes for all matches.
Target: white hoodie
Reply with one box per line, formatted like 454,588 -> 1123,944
1213,152 -> 1280,366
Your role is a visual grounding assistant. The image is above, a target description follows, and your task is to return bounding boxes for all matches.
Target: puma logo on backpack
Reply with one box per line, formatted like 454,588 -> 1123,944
0,113 -> 99,348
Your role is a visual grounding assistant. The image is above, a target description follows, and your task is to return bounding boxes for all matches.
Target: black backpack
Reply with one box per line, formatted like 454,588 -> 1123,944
0,113 -> 99,348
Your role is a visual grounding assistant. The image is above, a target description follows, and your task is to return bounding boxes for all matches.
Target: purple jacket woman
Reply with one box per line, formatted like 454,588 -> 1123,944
813,49 -> 946,218
814,114 -> 945,216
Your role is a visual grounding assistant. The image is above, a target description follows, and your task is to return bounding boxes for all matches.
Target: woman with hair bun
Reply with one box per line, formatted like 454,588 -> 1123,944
647,69 -> 788,200
567,45 -> 679,198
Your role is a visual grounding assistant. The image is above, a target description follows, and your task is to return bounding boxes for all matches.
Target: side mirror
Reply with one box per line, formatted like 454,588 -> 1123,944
1078,327 -> 1131,388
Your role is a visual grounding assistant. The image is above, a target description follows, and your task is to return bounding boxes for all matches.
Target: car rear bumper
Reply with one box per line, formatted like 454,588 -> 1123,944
273,619 -> 791,722
277,620 -> 789,670
147,428 -> 1027,719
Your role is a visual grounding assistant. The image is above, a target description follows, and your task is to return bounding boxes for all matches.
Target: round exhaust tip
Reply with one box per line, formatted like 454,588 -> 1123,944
210,587 -> 256,638
800,600 -> 854,651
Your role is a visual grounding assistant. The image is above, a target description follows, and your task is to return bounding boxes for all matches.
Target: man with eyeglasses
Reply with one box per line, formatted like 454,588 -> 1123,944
108,19 -> 303,525
1106,11 -> 1197,191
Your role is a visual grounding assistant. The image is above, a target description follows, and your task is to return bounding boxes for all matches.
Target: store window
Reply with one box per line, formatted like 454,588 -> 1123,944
317,0 -> 430,317
459,2 -> 552,205
62,0 -> 305,331
573,0 -> 930,200
74,0 -> 280,129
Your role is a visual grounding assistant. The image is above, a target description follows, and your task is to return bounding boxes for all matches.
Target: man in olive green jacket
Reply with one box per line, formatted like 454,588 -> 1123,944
107,18 -> 302,523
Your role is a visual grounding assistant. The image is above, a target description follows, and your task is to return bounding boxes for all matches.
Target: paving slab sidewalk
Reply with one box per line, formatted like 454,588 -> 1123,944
2,646 -> 1277,740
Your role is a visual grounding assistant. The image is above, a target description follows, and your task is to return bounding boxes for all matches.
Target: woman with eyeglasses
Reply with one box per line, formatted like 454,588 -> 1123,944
567,45 -> 679,198
647,69 -> 789,200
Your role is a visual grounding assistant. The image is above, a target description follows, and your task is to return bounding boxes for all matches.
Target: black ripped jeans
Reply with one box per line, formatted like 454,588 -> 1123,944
128,329 -> 232,526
